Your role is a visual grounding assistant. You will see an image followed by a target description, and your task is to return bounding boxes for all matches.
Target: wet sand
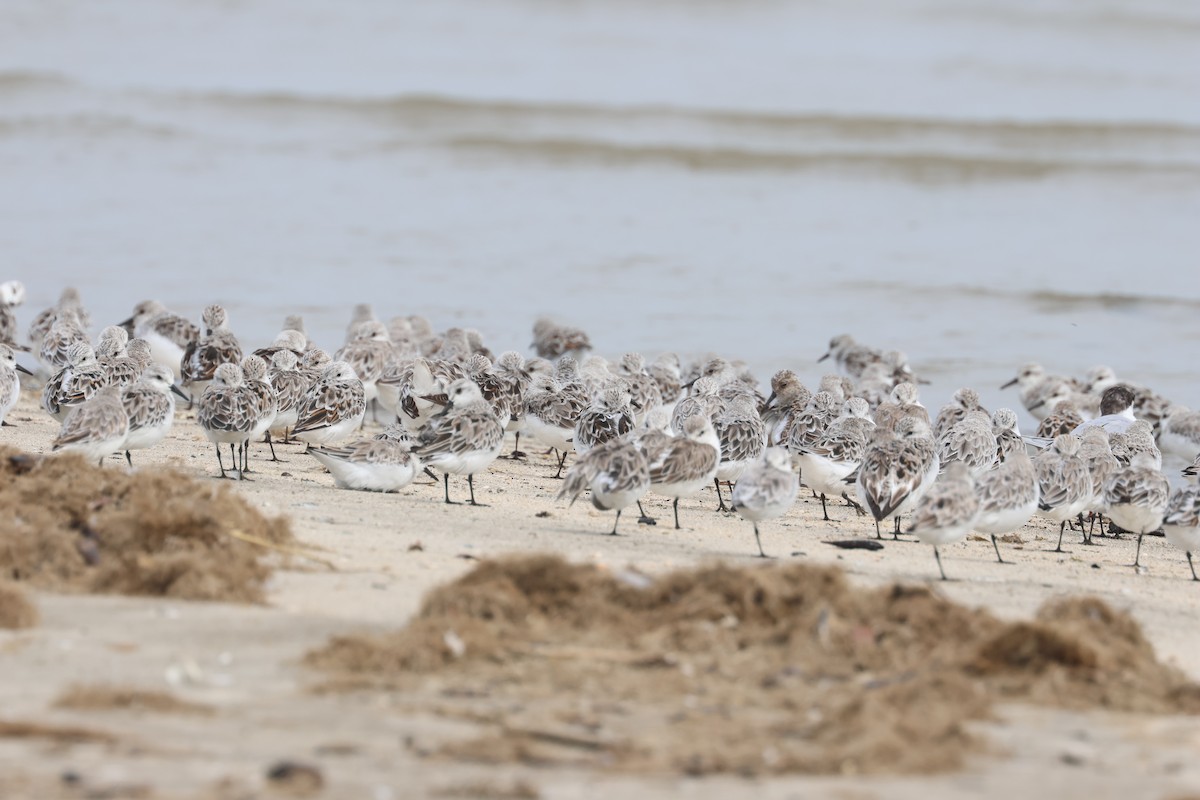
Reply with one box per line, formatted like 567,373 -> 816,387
3,389 -> 1200,798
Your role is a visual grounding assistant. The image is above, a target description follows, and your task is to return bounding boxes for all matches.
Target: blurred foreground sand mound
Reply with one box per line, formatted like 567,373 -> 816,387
309,554 -> 1200,776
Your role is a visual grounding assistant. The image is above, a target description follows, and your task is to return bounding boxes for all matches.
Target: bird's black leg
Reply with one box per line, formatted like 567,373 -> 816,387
673,498 -> 681,530
443,473 -> 460,505
753,522 -> 768,558
934,546 -> 948,581
714,478 -> 728,512
819,493 -> 829,522
125,450 -> 133,468
991,534 -> 1007,564
467,474 -> 488,507
610,509 -> 621,536
551,450 -> 568,479
637,501 -> 657,526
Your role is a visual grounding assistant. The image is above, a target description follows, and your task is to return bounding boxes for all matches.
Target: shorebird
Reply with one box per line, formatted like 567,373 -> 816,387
731,448 -> 798,558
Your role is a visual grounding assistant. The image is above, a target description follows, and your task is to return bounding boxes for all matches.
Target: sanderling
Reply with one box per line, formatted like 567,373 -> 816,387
120,363 -> 186,466
252,329 -> 307,363
1159,405 -> 1200,462
784,391 -> 841,455
1104,452 -> 1170,568
343,303 -> 377,344
818,334 -> 881,378
121,300 -> 199,379
182,305 -> 243,402
523,373 -> 588,478
874,383 -> 931,432
761,370 -> 810,446
1071,385 -> 1137,436
241,354 -> 280,465
1109,420 -> 1161,470
1036,400 -> 1084,439
712,395 -> 766,512
792,415 -> 872,521
670,376 -> 725,435
532,317 -> 592,360
29,287 -> 90,361
382,356 -> 467,434
309,436 -> 420,492
972,447 -> 1039,563
291,361 -> 367,447
198,363 -> 259,479
412,378 -> 505,506
51,385 -> 129,467
42,342 -> 107,422
38,308 -> 89,373
731,447 -> 798,558
0,343 -> 34,427
0,281 -> 27,349
645,414 -> 721,529
298,348 -> 333,385
98,329 -> 150,389
267,350 -> 310,443
466,354 -> 515,428
492,351 -> 532,459
1033,434 -> 1093,551
618,353 -> 664,424
647,353 -> 683,406
557,438 -> 651,535
1001,363 -> 1074,422
574,384 -> 636,457
335,321 -> 393,405
992,408 -> 1024,463
937,410 -> 997,479
907,462 -> 980,581
852,417 -> 939,539
1163,486 -> 1200,581
933,387 -> 986,441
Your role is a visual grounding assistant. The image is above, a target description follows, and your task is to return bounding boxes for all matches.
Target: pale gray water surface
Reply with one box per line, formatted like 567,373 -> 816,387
1,0 -> 1199,425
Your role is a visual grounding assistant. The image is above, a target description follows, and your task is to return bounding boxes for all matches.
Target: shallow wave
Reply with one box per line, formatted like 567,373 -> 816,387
433,135 -> 1200,178
848,280 -> 1200,308
176,88 -> 1200,144
0,69 -> 70,91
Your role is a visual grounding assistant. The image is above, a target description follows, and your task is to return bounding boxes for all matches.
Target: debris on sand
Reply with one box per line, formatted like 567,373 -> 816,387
0,581 -> 38,629
0,447 -> 292,603
308,555 -> 1200,776
54,685 -> 213,715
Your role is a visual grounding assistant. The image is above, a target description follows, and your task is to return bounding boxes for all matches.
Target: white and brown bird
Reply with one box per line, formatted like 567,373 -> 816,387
120,363 -> 187,466
309,433 -> 421,493
197,362 -> 259,480
972,447 -> 1039,565
1163,486 -> 1200,581
731,447 -> 798,558
412,378 -> 505,506
1104,452 -> 1170,569
291,361 -> 367,447
181,304 -> 243,402
121,300 -> 199,379
1033,434 -> 1093,551
0,343 -> 33,427
907,462 -> 980,581
52,385 -> 129,467
558,438 -> 651,535
852,417 -> 939,539
645,414 -> 721,529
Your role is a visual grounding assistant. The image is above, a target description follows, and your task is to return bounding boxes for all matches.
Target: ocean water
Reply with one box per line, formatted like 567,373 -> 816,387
1,0 -> 1198,425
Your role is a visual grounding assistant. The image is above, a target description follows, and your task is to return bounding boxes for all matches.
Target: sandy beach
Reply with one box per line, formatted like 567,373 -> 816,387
2,387 -> 1200,800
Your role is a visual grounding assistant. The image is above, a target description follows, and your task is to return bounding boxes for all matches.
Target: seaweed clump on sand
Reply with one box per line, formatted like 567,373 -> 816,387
308,554 -> 1200,776
0,447 -> 291,603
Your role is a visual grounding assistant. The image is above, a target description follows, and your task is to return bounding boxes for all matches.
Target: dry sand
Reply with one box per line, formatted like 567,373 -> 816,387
2,390 -> 1200,798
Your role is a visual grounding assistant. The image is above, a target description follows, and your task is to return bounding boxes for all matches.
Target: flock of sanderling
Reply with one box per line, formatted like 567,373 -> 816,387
3,282 -> 1200,582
